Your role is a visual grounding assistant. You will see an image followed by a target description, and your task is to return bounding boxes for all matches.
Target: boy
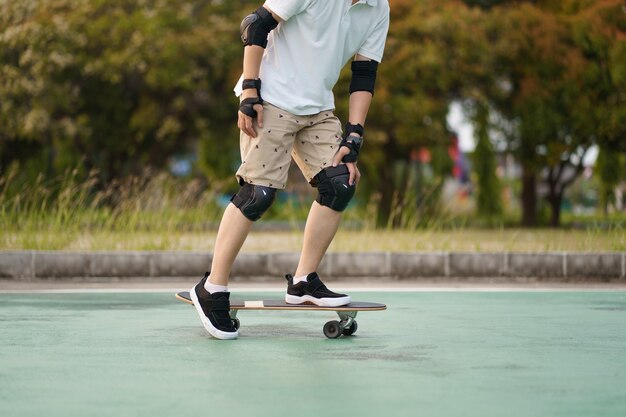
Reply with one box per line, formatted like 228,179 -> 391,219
191,0 -> 390,339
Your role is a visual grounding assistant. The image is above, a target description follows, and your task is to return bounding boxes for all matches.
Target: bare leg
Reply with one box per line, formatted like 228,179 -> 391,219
294,201 -> 342,277
209,203 -> 253,286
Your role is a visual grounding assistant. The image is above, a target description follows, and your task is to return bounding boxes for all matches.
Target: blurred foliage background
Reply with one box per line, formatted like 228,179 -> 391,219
1,0 -> 625,239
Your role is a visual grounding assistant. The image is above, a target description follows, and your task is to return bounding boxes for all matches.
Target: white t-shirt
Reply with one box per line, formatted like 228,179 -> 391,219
234,0 -> 390,116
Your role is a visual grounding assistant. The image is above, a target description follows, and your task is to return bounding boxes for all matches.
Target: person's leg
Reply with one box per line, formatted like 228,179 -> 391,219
286,111 -> 355,306
191,103 -> 295,338
208,203 -> 254,286
190,203 -> 253,340
291,112 -> 354,279
285,188 -> 352,306
206,103 -> 294,287
294,201 -> 341,277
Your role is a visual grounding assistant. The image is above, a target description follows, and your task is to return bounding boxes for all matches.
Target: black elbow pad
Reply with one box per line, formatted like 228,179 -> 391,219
241,7 -> 279,48
349,60 -> 379,95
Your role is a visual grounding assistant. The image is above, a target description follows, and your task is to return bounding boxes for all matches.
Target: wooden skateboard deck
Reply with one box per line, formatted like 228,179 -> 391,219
175,291 -> 386,338
175,291 -> 385,311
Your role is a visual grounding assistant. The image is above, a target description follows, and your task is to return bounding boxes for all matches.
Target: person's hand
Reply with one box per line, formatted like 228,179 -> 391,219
238,90 -> 263,138
332,138 -> 361,186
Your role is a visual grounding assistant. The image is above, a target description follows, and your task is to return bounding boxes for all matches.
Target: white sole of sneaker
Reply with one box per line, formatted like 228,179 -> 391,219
285,294 -> 351,307
190,286 -> 238,340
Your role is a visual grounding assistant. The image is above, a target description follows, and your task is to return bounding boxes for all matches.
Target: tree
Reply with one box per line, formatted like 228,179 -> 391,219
596,146 -> 623,215
0,0 -> 253,186
3,0 -> 624,228
471,101 -> 502,218
334,0 -> 478,225
537,0 -> 625,226
474,0 -> 625,227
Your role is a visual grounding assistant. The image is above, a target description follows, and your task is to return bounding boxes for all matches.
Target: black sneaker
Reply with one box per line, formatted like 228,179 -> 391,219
190,272 -> 238,340
285,272 -> 351,307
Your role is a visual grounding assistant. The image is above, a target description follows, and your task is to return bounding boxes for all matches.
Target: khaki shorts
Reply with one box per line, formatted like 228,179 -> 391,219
236,103 -> 343,189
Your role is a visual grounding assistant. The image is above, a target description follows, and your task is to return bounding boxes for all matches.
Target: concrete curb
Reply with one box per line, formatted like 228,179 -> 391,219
1,250 -> 625,281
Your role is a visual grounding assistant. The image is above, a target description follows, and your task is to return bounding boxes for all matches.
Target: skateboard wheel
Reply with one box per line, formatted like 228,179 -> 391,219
342,320 -> 358,336
232,318 -> 240,330
323,320 -> 342,339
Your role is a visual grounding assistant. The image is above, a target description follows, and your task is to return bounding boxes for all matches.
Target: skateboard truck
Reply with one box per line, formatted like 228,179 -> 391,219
229,310 -> 241,331
323,311 -> 358,339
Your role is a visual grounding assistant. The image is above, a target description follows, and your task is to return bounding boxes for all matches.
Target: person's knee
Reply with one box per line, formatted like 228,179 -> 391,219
231,183 -> 277,221
312,165 -> 356,212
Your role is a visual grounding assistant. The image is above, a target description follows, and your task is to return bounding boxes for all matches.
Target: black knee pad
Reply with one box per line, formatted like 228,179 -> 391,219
312,165 -> 356,212
231,183 -> 276,221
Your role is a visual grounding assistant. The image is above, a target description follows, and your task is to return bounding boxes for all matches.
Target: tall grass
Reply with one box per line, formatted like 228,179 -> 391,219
1,166 -> 624,251
0,166 -> 225,249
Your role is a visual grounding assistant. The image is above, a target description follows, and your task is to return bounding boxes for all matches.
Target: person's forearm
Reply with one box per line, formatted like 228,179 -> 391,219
241,46 -> 264,99
348,91 -> 372,129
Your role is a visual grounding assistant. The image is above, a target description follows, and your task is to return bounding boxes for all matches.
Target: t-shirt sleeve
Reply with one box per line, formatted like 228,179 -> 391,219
264,0 -> 312,21
357,11 -> 390,63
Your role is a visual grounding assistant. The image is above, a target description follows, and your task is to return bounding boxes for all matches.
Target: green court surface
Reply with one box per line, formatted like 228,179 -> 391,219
1,290 -> 625,417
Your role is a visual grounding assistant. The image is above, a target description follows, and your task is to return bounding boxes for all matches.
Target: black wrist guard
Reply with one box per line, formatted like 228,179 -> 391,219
340,123 -> 364,163
339,136 -> 363,163
239,96 -> 264,117
240,79 -> 262,117
242,78 -> 261,95
344,122 -> 364,138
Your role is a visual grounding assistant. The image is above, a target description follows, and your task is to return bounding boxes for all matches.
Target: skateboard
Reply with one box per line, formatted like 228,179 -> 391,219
175,291 -> 386,339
